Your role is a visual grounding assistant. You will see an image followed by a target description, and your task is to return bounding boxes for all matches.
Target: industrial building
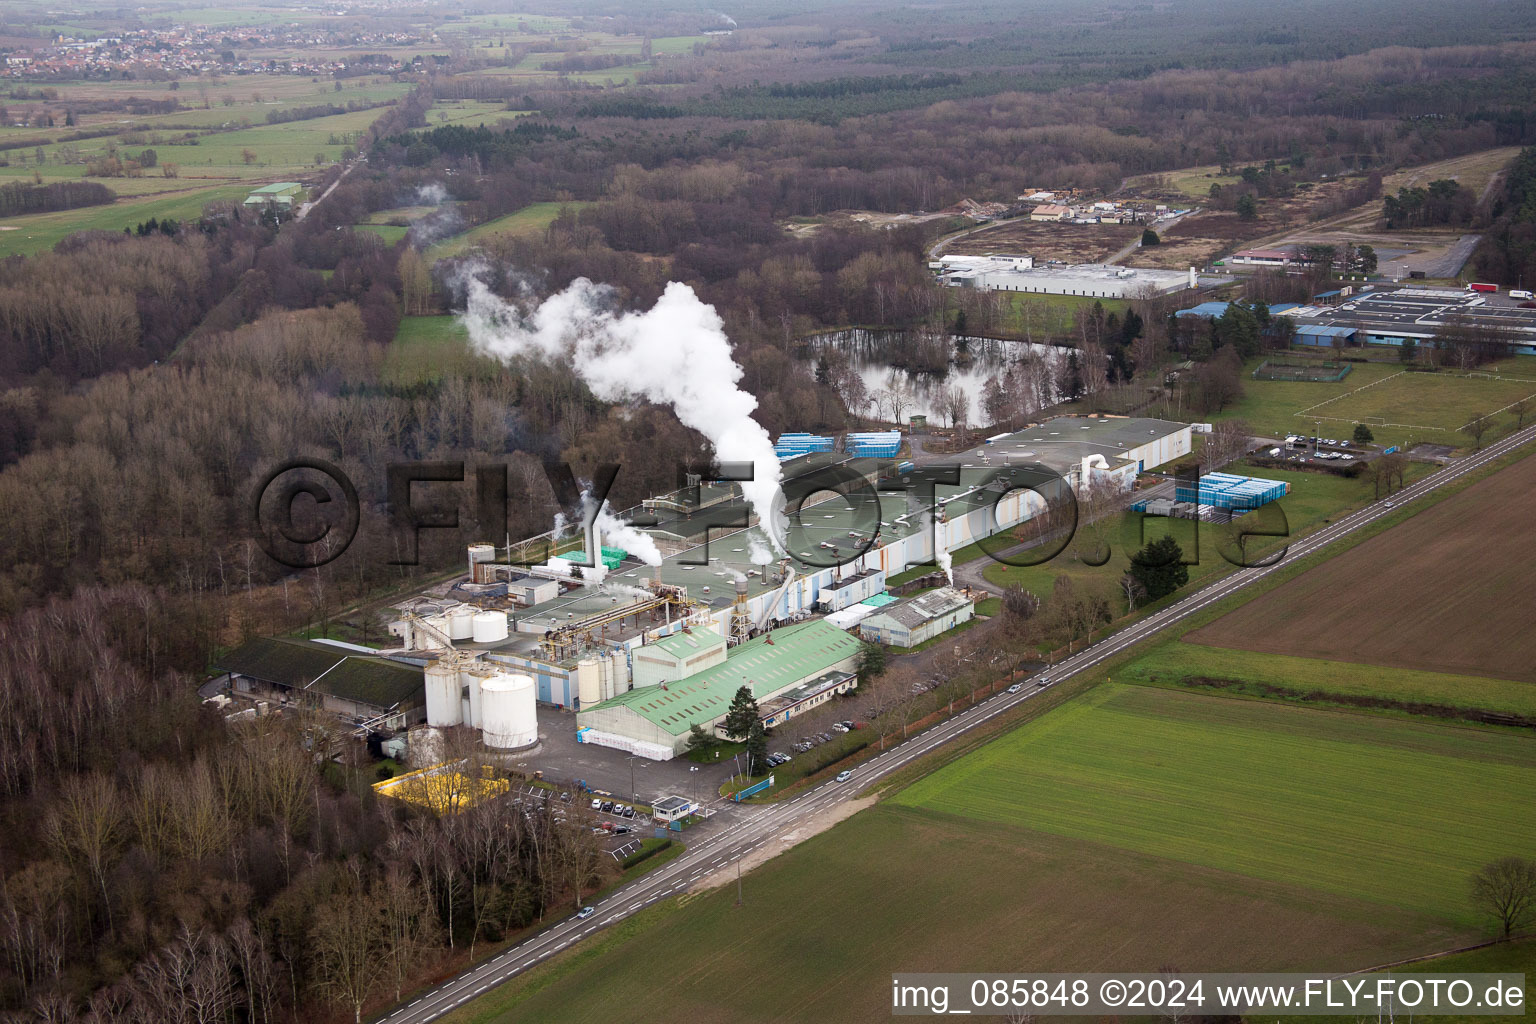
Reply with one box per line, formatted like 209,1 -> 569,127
367,415 -> 1190,758
1275,287 -> 1536,355
932,256 -> 1196,299
857,587 -> 975,648
573,619 -> 863,759
212,637 -> 425,731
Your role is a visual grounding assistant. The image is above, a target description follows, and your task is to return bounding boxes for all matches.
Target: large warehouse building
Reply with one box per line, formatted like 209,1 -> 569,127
932,255 -> 1195,298
1273,287 -> 1536,355
573,620 -> 862,759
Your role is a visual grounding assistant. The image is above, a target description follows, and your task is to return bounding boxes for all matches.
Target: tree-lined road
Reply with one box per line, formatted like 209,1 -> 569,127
382,423 -> 1536,1024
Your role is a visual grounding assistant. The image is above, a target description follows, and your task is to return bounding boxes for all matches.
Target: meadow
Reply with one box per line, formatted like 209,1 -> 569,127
895,683 -> 1536,921
1188,450 -> 1536,684
426,201 -> 592,261
385,315 -> 479,385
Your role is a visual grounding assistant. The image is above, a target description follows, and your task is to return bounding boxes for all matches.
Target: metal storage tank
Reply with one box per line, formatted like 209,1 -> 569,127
423,614 -> 451,647
480,673 -> 538,749
424,661 -> 461,727
467,543 -> 496,575
609,649 -> 629,693
447,605 -> 475,641
471,610 -> 508,643
463,666 -> 487,728
577,656 -> 602,708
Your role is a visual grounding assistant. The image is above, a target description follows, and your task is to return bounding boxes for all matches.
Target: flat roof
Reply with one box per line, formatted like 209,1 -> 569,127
1289,289 -> 1536,340
579,619 -> 861,736
214,637 -> 422,710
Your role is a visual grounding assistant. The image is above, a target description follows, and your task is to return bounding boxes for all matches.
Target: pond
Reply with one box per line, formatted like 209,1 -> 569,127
801,327 -> 1069,425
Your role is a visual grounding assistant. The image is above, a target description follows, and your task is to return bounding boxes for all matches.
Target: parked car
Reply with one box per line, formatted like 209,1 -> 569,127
613,826 -> 631,835
623,806 -> 636,818
601,801 -> 614,813
560,791 -> 571,803
841,720 -> 855,730
590,798 -> 601,810
830,723 -> 848,733
576,906 -> 596,920
835,770 -> 853,783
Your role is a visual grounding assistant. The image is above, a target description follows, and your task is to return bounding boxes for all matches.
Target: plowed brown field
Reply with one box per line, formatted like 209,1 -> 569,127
1187,452 -> 1536,683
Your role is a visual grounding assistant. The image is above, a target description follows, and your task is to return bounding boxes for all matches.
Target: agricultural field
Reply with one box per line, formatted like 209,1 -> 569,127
896,684 -> 1536,921
441,686 -> 1533,1024
422,100 -> 529,129
1120,637 -> 1536,721
1189,450 -> 1536,683
426,201 -> 591,261
0,78 -> 403,257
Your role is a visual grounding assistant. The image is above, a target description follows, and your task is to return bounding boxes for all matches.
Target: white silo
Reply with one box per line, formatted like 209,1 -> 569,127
447,605 -> 475,641
467,543 -> 496,576
577,656 -> 602,708
609,649 -> 629,692
480,673 -> 538,749
471,610 -> 508,643
424,661 -> 461,727
463,666 -> 488,728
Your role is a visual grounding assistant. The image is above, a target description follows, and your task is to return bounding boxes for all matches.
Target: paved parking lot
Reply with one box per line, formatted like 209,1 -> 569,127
503,707 -> 736,808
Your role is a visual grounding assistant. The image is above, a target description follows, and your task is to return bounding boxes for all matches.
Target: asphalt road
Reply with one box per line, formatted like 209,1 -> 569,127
381,422 -> 1536,1024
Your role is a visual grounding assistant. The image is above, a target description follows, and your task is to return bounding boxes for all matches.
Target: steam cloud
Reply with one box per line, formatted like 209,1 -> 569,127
461,274 -> 787,551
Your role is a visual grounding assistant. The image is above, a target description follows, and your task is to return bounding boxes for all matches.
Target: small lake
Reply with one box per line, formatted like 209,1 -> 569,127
800,327 -> 1068,425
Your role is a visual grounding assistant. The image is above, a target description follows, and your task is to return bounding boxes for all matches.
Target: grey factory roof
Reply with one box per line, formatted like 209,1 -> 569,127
467,418 -> 1188,645
1288,289 -> 1536,340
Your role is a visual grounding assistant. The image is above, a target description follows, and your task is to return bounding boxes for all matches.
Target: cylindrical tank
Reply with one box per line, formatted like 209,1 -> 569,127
480,673 -> 538,749
424,661 -> 461,727
463,666 -> 487,728
471,610 -> 508,643
609,649 -> 629,692
577,656 -> 602,708
467,543 -> 495,576
447,605 -> 475,641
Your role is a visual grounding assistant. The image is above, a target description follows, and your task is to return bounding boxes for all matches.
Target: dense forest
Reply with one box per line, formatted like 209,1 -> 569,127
1,1 -> 1534,1018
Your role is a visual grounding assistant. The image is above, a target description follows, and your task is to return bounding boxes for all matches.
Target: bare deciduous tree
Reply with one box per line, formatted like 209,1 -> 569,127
1470,857 -> 1536,938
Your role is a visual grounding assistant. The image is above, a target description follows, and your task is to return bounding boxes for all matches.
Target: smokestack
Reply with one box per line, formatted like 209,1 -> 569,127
1189,266 -> 1196,289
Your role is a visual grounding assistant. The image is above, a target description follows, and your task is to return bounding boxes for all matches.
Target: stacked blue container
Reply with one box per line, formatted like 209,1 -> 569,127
775,433 -> 835,459
845,431 -> 901,458
1173,473 -> 1289,510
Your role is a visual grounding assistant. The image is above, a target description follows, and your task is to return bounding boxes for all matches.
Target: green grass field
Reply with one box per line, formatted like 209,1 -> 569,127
426,201 -> 591,261
354,223 -> 408,243
1205,357 -> 1536,450
385,315 -> 480,384
979,455 -> 1427,615
1121,637 -> 1536,719
0,183 -> 251,257
896,684 -> 1536,921
423,101 -> 530,129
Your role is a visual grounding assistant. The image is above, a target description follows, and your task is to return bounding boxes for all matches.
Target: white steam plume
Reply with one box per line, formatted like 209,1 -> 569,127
593,501 -> 664,567
415,183 -> 449,206
461,274 -> 786,550
926,511 -> 953,585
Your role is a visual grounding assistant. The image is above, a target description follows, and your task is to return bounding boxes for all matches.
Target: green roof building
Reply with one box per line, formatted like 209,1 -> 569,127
213,637 -> 424,730
575,619 -> 862,759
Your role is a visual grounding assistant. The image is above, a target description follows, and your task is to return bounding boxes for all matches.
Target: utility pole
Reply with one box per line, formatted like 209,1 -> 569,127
736,855 -> 743,906
629,753 -> 637,807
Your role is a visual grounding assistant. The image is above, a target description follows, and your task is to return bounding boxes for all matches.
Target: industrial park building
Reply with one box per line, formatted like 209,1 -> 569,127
857,587 -> 975,648
931,255 -> 1195,299
573,620 -> 862,759
213,637 -> 425,731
